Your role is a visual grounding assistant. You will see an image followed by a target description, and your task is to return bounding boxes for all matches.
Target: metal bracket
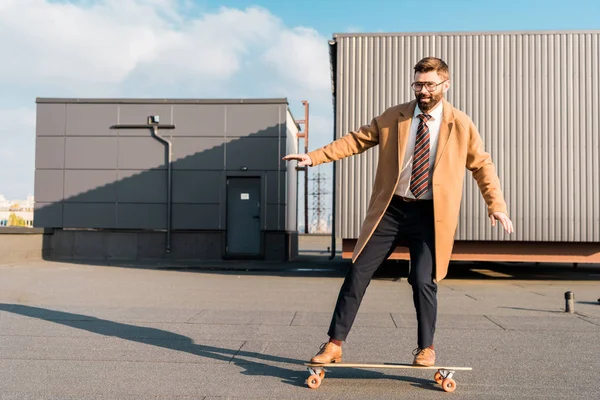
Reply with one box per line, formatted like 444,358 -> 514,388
438,369 -> 455,380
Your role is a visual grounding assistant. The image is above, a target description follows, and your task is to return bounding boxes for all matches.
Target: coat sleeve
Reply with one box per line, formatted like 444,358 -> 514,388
307,117 -> 380,166
464,119 -> 509,216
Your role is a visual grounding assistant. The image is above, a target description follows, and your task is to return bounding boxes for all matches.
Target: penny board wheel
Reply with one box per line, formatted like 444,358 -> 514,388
307,374 -> 322,389
319,370 -> 325,379
434,371 -> 443,384
441,377 -> 456,393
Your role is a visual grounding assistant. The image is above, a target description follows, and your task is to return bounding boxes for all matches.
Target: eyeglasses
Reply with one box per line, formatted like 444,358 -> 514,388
410,80 -> 448,92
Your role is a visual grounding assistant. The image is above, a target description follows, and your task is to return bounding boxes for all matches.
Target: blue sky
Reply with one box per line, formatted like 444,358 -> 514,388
1,0 -> 599,201
212,0 -> 600,35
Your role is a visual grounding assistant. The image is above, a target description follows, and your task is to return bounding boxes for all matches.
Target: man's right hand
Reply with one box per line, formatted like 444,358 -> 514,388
282,154 -> 312,167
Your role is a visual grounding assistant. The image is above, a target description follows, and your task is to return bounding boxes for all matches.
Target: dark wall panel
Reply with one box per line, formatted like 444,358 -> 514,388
171,138 -> 226,170
118,137 -> 167,170
172,171 -> 221,203
66,104 -> 118,136
116,204 -> 166,229
65,137 -> 118,169
172,105 -> 226,136
35,137 -> 65,169
116,170 -> 167,203
225,137 -> 280,171
265,171 -> 285,205
279,137 -> 288,170
63,203 -> 116,228
172,204 -> 221,230
226,104 -> 280,137
34,202 -> 63,227
64,170 -> 117,202
36,104 -> 65,136
34,170 -> 64,202
265,204 -> 285,231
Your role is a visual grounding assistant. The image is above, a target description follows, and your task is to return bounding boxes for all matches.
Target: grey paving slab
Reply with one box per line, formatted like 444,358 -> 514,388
229,341 -> 312,366
0,313 -> 99,337
434,292 -> 492,315
1,397 -> 214,400
0,360 -> 304,399
239,324 -> 336,343
73,306 -> 203,323
245,324 -> 435,346
203,398 -> 281,400
485,314 -> 599,331
391,313 -> 503,330
0,314 -> 318,343
0,336 -> 243,364
203,398 -> 283,400
0,304 -> 201,323
291,311 -> 395,328
188,310 -> 295,325
580,316 -> 600,326
0,318 -> 192,340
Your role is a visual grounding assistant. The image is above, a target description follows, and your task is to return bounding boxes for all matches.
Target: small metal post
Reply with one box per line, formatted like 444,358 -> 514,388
564,291 -> 574,313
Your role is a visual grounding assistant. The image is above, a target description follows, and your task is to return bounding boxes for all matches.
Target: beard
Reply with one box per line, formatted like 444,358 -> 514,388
416,91 -> 443,112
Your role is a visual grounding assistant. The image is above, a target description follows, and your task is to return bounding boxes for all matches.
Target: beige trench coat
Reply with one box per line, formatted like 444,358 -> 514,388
307,98 -> 508,282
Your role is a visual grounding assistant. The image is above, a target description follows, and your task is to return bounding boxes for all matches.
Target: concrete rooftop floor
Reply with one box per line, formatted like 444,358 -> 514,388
0,235 -> 599,399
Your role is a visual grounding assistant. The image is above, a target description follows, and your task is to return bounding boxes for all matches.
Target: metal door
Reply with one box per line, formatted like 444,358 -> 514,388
226,177 -> 261,256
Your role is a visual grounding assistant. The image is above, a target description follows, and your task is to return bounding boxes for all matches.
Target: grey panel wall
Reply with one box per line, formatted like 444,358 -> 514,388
34,99 -> 294,233
332,30 -> 600,243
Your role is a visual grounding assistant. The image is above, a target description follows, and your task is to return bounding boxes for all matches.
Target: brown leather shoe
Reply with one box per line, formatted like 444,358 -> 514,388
412,347 -> 436,367
310,341 -> 342,364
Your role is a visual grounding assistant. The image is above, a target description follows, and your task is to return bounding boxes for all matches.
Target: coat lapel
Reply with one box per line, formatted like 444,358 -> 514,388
433,98 -> 454,170
397,100 -> 416,170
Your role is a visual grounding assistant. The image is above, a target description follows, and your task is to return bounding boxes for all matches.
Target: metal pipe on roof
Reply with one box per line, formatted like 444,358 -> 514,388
150,122 -> 173,253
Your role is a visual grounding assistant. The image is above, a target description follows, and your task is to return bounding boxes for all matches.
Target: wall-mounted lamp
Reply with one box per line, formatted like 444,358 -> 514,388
240,166 -> 248,171
148,115 -> 160,125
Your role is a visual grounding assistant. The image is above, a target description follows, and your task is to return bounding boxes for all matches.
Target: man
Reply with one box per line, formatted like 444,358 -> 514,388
283,57 -> 514,367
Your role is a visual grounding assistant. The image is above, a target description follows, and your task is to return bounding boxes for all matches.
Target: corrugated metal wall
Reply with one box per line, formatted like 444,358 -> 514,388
333,31 -> 600,242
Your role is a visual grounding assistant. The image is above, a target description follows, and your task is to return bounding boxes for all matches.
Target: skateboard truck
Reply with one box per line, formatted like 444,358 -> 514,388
436,369 -> 454,380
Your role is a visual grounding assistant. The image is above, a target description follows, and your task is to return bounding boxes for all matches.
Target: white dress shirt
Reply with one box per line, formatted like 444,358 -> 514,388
394,101 -> 443,200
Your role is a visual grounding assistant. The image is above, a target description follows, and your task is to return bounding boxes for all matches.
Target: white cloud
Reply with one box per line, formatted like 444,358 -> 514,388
1,0 -> 161,85
0,1 -> 331,95
263,27 -> 331,92
0,0 -> 335,199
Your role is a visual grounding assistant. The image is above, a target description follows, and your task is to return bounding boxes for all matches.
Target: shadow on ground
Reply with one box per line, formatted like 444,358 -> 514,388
41,255 -> 600,282
0,303 -> 443,390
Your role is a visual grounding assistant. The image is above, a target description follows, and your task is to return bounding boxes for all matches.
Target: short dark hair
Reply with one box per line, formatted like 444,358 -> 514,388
414,57 -> 449,80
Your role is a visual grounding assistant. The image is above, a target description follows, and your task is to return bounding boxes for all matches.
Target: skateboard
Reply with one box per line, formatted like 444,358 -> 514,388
304,362 -> 472,392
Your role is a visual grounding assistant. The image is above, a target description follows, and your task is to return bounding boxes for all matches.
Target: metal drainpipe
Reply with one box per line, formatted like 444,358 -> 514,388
110,121 -> 175,253
151,125 -> 173,253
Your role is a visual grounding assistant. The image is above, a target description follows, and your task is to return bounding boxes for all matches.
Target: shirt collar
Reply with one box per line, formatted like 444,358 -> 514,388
414,100 -> 443,120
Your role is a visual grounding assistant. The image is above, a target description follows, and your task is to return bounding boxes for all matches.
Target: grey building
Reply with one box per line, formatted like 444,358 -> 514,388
34,98 -> 299,262
327,29 -> 600,264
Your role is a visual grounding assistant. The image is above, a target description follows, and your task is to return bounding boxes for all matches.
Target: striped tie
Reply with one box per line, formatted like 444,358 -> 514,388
410,113 -> 432,199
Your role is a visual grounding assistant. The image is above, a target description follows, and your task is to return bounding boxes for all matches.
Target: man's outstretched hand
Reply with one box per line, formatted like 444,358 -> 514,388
282,154 -> 312,167
490,212 -> 514,234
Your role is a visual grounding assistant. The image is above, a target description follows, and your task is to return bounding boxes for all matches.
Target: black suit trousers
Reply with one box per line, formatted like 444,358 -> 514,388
327,195 -> 438,349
